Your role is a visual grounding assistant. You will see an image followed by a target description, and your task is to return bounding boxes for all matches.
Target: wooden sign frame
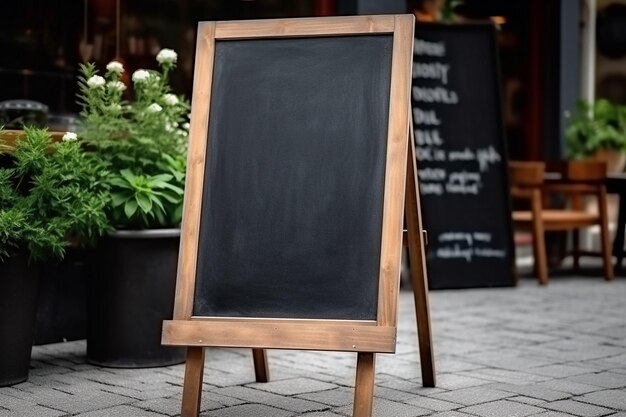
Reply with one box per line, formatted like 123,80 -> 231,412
161,15 -> 434,417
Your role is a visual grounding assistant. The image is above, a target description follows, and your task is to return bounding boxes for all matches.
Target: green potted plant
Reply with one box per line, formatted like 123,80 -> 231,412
77,49 -> 190,367
565,98 -> 626,172
0,127 -> 108,386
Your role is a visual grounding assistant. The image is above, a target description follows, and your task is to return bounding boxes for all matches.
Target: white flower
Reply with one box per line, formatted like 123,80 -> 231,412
132,69 -> 151,83
107,80 -> 126,91
165,122 -> 176,133
163,93 -> 179,106
106,60 -> 124,73
87,75 -> 105,88
182,122 -> 190,130
156,48 -> 177,64
62,132 -> 78,142
147,103 -> 163,113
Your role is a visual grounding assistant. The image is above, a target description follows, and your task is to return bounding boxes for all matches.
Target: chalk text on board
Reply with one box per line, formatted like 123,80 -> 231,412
413,62 -> 450,84
414,38 -> 445,56
435,231 -> 507,262
412,86 -> 459,104
413,108 -> 441,125
415,129 -> 443,146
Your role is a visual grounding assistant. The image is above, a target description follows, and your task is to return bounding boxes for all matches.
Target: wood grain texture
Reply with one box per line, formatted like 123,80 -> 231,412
162,320 -> 396,352
252,349 -> 270,382
215,15 -> 395,39
180,347 -> 205,417
376,14 -> 414,328
173,22 -> 216,320
353,352 -> 376,417
406,134 -> 436,387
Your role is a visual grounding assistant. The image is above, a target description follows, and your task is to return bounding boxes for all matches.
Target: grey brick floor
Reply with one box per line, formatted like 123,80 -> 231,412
1,276 -> 625,416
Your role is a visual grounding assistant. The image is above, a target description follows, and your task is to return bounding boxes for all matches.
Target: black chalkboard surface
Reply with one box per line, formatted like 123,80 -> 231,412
412,23 -> 515,289
194,36 -> 392,320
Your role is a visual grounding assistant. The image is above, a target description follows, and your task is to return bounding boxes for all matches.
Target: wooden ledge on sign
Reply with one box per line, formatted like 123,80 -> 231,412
0,129 -> 65,153
162,320 -> 397,352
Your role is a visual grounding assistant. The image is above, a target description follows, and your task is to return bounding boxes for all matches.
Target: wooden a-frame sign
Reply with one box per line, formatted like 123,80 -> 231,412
161,15 -> 435,417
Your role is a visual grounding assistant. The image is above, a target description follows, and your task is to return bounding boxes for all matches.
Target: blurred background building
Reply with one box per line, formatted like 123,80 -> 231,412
1,0 -> 625,159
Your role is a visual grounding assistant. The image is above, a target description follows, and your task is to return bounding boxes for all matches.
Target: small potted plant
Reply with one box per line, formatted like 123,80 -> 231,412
0,127 -> 108,386
77,49 -> 190,367
565,98 -> 626,172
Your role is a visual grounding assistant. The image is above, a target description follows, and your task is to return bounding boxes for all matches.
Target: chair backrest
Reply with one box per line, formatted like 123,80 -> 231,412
508,161 -> 545,187
547,160 -> 607,182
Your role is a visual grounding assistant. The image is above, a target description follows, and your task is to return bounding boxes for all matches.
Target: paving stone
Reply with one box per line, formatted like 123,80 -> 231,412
535,379 -> 604,395
247,377 -> 337,395
212,386 -> 327,413
0,280 -> 624,416
0,405 -> 67,417
461,368 -> 550,385
132,398 -> 184,416
32,387 -> 134,414
404,395 -> 462,411
296,387 -> 353,407
576,390 -> 626,410
524,364 -> 593,378
491,383 -> 571,401
433,374 -> 492,390
74,405 -> 168,416
0,392 -> 38,409
459,399 -> 543,417
542,399 -> 615,417
430,386 -> 515,406
334,398 -> 431,417
507,395 -> 547,406
376,377 -> 448,396
201,403 -> 292,417
567,373 -> 626,389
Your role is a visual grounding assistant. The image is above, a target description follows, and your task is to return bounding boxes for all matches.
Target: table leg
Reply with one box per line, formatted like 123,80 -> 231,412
612,192 -> 626,271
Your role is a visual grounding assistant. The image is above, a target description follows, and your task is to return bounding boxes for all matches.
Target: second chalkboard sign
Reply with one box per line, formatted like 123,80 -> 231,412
412,23 -> 516,289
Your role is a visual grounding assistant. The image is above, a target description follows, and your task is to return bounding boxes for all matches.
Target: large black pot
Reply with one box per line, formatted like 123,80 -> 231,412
34,250 -> 88,345
87,229 -> 185,368
0,254 -> 40,386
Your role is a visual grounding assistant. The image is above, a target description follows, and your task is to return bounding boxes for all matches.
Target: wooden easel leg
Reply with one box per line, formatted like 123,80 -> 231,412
181,347 -> 205,417
353,352 -> 376,417
405,140 -> 436,388
252,348 -> 270,382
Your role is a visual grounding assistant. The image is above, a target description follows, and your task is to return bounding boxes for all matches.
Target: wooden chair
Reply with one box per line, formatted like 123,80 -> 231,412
509,160 -> 614,284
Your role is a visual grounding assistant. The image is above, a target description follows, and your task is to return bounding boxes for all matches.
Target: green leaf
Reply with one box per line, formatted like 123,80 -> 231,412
124,199 -> 138,218
136,193 -> 153,213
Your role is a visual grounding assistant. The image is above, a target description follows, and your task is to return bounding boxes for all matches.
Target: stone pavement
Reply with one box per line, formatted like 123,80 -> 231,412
1,275 -> 625,417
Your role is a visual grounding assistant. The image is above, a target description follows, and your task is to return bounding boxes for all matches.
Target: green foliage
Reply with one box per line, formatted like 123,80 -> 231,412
565,99 -> 626,159
0,127 -> 109,262
441,0 -> 464,22
77,50 -> 190,229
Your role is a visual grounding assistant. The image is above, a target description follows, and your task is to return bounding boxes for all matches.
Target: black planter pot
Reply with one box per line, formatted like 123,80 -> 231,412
0,254 -> 40,387
34,250 -> 88,345
87,229 -> 185,368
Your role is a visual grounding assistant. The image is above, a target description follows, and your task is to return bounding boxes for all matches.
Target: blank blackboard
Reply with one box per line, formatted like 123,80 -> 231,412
193,36 -> 392,320
411,23 -> 515,289
163,15 -> 415,355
